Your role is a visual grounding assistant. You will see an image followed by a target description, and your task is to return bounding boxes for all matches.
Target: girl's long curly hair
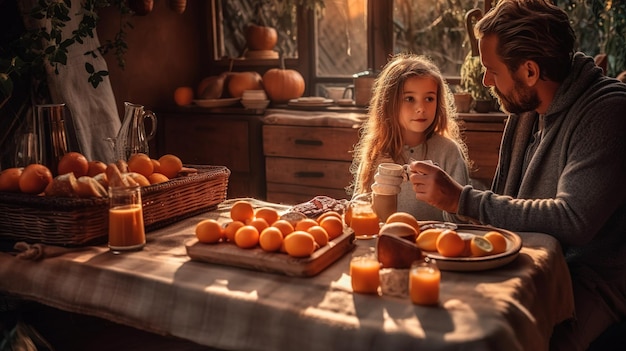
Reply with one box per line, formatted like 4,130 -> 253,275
348,53 -> 471,195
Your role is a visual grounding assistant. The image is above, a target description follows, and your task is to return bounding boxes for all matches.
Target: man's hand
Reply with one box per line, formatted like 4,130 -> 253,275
408,161 -> 463,214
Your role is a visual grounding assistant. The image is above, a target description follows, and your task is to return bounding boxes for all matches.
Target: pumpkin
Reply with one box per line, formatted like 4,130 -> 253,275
246,24 -> 278,51
263,57 -> 305,104
227,71 -> 263,98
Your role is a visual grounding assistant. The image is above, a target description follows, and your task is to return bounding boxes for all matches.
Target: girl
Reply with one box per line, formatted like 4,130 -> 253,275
349,53 -> 471,221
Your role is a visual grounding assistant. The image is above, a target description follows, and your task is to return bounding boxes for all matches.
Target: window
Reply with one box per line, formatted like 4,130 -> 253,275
211,1 -> 489,96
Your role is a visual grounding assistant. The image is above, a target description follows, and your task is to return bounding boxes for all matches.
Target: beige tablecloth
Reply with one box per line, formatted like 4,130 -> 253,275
0,198 -> 574,351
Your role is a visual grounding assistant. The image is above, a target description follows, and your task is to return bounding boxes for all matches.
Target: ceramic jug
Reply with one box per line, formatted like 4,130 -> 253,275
35,103 -> 70,175
112,102 -> 157,162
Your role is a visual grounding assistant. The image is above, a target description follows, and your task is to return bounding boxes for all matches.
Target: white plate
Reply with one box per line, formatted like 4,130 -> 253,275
288,98 -> 334,107
193,98 -> 240,108
419,223 -> 522,271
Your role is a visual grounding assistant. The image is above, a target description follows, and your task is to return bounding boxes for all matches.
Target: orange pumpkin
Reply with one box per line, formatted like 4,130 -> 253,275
227,71 -> 263,98
246,24 -> 278,51
263,57 -> 305,104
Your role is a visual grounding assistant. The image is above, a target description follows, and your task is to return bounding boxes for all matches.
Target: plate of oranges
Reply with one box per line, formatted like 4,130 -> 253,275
415,222 -> 523,271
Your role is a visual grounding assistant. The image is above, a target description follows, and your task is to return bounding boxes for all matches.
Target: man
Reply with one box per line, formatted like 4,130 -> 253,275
408,0 -> 626,350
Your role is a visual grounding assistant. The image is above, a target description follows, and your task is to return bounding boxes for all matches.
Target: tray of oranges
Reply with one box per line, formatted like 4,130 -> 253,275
414,221 -> 523,271
185,200 -> 356,277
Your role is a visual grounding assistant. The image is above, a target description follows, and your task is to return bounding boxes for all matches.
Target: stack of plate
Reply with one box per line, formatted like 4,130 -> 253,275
241,90 -> 270,110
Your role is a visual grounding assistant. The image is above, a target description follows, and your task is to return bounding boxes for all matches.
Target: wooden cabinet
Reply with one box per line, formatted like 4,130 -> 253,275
263,124 -> 360,205
155,109 -> 265,199
459,112 -> 507,189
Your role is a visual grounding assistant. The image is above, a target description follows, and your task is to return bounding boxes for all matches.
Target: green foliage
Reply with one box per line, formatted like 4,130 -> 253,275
460,53 -> 493,101
0,0 -> 132,104
559,0 -> 626,77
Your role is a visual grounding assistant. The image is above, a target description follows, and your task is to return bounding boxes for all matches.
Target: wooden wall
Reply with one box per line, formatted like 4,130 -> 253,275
97,1 -> 212,118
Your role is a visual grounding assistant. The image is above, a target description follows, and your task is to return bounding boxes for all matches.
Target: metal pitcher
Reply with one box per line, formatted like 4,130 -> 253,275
111,102 -> 157,162
35,103 -> 70,175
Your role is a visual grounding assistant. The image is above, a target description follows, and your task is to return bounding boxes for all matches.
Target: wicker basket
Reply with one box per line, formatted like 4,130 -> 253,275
0,165 -> 230,246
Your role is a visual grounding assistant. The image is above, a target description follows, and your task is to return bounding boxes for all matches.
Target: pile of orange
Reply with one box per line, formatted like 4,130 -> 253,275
414,227 -> 508,258
127,153 -> 183,185
195,199 -> 346,258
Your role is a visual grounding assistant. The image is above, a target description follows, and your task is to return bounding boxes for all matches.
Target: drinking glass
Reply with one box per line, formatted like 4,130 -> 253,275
409,258 -> 440,306
347,192 -> 380,239
108,185 -> 146,252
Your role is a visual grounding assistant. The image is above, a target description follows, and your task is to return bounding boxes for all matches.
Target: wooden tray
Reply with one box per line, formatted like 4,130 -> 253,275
185,229 -> 355,277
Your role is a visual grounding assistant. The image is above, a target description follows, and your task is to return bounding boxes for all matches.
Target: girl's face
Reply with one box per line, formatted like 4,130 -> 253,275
398,76 -> 438,145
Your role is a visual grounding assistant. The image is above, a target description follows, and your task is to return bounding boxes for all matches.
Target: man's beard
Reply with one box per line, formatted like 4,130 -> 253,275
493,78 -> 540,114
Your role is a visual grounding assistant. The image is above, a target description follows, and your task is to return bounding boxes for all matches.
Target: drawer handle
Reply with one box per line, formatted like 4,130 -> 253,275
295,171 -> 324,178
294,139 -> 323,146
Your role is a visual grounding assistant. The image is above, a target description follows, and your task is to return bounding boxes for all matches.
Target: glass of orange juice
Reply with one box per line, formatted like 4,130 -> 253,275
350,253 -> 380,294
348,192 -> 380,239
108,185 -> 146,252
409,258 -> 440,306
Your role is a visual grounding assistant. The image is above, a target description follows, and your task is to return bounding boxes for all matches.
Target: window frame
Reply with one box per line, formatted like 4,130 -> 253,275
208,1 -> 493,95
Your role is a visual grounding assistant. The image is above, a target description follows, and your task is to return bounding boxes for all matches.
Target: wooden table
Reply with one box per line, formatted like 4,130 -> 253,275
0,199 -> 574,351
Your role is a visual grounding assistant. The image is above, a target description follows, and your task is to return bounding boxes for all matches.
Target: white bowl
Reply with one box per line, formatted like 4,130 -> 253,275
242,90 -> 267,100
241,99 -> 270,110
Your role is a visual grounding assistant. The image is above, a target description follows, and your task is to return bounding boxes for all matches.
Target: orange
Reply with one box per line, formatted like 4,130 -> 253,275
174,86 -> 194,106
307,225 -> 329,247
126,172 -> 150,187
316,211 -> 342,224
147,172 -> 169,184
435,230 -> 465,257
415,228 -> 443,251
87,161 -> 107,177
319,216 -> 344,240
283,231 -> 316,257
294,218 -> 318,232
470,236 -> 494,257
271,219 -> 294,237
255,207 -> 279,225
249,217 -> 269,233
230,200 -> 254,222
259,226 -> 284,252
484,231 -> 507,255
151,159 -> 161,173
158,154 -> 183,179
19,164 -> 53,194
224,220 -> 245,242
195,219 -> 223,244
127,153 -> 154,177
234,225 -> 259,249
57,151 -> 89,177
385,212 -> 420,232
0,167 -> 23,192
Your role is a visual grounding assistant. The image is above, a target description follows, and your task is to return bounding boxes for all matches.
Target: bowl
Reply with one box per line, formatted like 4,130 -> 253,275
242,90 -> 267,100
241,99 -> 270,110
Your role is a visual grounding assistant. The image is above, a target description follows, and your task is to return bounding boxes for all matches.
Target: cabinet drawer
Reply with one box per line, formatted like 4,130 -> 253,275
263,125 -> 358,161
162,118 -> 250,173
265,157 -> 352,189
464,131 -> 501,181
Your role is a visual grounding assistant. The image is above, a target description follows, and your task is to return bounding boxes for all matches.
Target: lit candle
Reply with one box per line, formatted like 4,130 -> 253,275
409,258 -> 440,305
350,254 -> 380,294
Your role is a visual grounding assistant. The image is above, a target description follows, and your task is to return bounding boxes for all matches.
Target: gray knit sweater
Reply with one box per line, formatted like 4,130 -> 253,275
459,53 -> 626,283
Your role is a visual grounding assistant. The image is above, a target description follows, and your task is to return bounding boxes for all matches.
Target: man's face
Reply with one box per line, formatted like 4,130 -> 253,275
479,35 -> 540,114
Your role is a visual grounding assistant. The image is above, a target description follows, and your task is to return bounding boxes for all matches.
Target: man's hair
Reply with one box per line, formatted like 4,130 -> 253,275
475,0 -> 575,82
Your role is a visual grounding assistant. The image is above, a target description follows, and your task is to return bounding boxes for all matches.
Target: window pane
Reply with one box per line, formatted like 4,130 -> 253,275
316,0 -> 368,77
220,0 -> 298,59
393,0 -> 484,76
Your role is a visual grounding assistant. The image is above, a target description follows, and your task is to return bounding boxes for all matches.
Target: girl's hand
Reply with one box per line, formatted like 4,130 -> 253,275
408,161 -> 463,214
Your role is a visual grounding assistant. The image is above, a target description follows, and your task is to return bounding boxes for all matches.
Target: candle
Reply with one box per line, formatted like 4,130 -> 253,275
409,259 -> 440,305
350,254 -> 380,294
